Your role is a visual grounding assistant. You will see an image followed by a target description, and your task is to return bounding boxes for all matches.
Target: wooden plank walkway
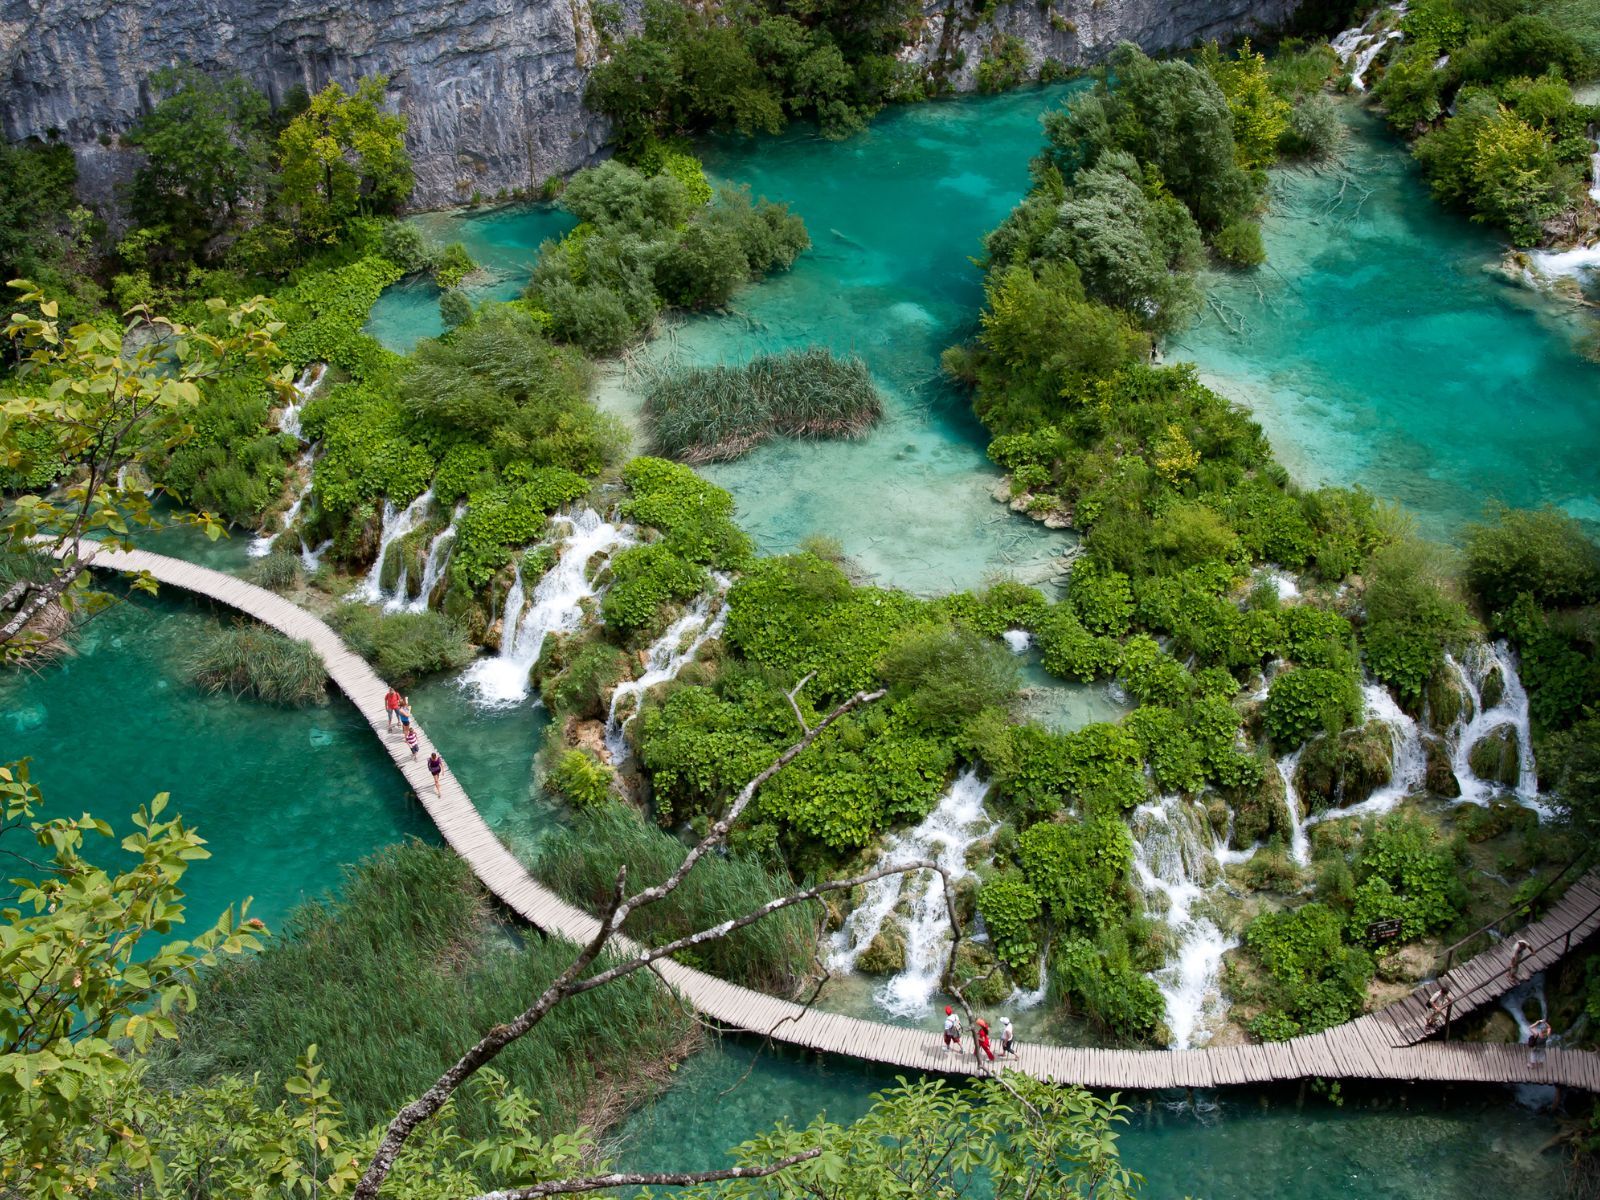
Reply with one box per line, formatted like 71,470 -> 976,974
66,541 -> 1600,1093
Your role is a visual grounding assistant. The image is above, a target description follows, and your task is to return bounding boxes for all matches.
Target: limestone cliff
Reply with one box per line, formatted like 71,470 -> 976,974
0,0 -> 1302,210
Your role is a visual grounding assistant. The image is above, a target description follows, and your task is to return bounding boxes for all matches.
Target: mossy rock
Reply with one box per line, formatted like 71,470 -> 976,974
952,940 -> 1013,1006
1423,670 -> 1471,732
1374,941 -> 1435,985
1457,797 -> 1538,843
1422,734 -> 1460,799
952,875 -> 979,928
857,920 -> 907,975
821,892 -> 849,932
1296,721 -> 1393,813
1467,725 -> 1520,787
1479,665 -> 1505,711
1229,766 -> 1290,848
1203,793 -> 1230,842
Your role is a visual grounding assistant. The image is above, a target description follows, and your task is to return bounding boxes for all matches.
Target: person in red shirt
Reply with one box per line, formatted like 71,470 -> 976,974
975,1017 -> 995,1064
384,686 -> 403,730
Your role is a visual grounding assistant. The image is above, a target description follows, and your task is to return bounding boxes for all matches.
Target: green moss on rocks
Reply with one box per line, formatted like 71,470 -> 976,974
1424,669 -> 1470,732
1423,734 -> 1460,798
857,919 -> 908,974
1479,665 -> 1505,711
1297,721 -> 1394,813
1228,765 -> 1291,848
1467,726 -> 1521,787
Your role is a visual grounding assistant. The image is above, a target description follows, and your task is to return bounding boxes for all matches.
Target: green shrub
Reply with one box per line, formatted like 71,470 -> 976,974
542,640 -> 632,719
1017,817 -> 1132,934
621,456 -> 752,569
1212,218 -> 1266,267
187,623 -> 327,705
1361,537 -> 1475,703
242,549 -> 302,593
975,34 -> 1032,94
877,621 -> 1020,736
1068,565 -> 1134,636
546,748 -> 614,808
1464,504 -> 1600,613
1032,604 -> 1121,682
994,722 -> 1146,819
432,241 -> 475,289
1264,665 -> 1362,748
1242,902 -> 1373,1039
1346,812 -> 1464,945
1051,931 -> 1165,1043
601,543 -> 710,636
1280,93 -> 1345,159
975,874 -> 1042,968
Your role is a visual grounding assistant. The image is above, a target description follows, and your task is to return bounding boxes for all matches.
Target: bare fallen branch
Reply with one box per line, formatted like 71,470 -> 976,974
470,1149 -> 823,1200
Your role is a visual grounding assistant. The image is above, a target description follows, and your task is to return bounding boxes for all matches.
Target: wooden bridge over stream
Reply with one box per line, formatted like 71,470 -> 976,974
69,541 -> 1600,1093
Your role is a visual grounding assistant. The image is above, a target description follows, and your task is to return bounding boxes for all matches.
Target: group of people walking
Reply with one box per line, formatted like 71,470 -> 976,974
385,686 -> 444,795
942,1006 -> 1016,1068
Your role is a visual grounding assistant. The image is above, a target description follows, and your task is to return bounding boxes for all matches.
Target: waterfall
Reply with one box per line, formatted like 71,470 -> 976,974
1002,630 -> 1032,654
827,769 -> 996,1018
1325,683 -> 1428,820
1446,642 -> 1545,814
459,508 -> 633,707
1131,796 -> 1236,1047
1331,4 -> 1407,92
300,539 -> 333,572
393,502 -> 465,614
604,574 -> 732,764
1274,748 -> 1311,865
354,488 -> 436,605
248,363 -> 327,559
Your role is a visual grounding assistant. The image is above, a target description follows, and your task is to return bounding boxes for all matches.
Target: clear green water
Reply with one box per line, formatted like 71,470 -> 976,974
1178,104 -> 1600,538
612,1039 -> 1565,1198
366,203 -> 577,352
0,593 -> 429,936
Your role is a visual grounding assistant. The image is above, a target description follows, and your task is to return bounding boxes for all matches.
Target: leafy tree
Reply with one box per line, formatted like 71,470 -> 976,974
1199,40 -> 1291,170
277,76 -> 413,240
125,67 -> 274,262
0,284 -> 285,659
0,761 -> 264,1197
0,141 -> 100,321
1464,504 -> 1600,613
1360,537 -> 1475,704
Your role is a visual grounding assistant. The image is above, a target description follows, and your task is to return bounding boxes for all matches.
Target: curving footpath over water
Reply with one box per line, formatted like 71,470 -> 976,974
64,541 -> 1600,1093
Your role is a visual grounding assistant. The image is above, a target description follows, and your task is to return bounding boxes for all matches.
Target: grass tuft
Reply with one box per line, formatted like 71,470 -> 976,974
187,622 -> 327,705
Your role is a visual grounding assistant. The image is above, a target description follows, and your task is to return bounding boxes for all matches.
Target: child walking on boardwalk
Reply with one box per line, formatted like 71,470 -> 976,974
943,1006 -> 962,1053
975,1017 -> 995,1065
427,751 -> 444,795
404,724 -> 420,760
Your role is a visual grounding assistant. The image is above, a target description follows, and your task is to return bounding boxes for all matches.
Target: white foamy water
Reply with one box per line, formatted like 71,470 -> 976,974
248,363 -> 327,559
458,508 -> 633,707
1446,641 -> 1545,814
1321,683 -> 1428,820
1529,242 -> 1600,282
1002,629 -> 1032,654
394,502 -> 465,613
1276,747 -> 1311,865
604,574 -> 731,763
1131,795 -> 1235,1048
829,769 -> 996,1018
354,488 -> 435,605
1331,4 -> 1406,92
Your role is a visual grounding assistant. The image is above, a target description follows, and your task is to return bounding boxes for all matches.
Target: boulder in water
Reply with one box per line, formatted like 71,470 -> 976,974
1479,663 -> 1505,711
856,918 -> 908,975
1424,670 -> 1472,732
952,940 -> 1012,1006
1228,768 -> 1291,849
1468,725 -> 1521,787
1296,721 -> 1394,812
1422,734 -> 1460,798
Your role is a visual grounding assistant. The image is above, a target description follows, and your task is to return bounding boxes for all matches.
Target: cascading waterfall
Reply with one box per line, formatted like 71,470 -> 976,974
459,508 -> 633,707
604,574 -> 731,764
248,363 -> 328,560
393,502 -> 466,614
1276,748 -> 1311,865
1446,641 -> 1545,813
828,769 -> 996,1018
354,488 -> 436,605
1326,683 -> 1428,819
1131,795 -> 1235,1048
1331,3 -> 1407,92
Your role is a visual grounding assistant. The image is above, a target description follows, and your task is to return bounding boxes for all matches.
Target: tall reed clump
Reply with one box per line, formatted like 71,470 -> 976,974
187,623 -> 327,705
535,804 -> 814,995
642,346 -> 883,464
153,842 -> 695,1141
329,603 -> 475,684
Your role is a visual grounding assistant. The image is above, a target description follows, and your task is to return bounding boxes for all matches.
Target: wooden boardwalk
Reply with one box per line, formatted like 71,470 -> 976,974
68,541 -> 1600,1093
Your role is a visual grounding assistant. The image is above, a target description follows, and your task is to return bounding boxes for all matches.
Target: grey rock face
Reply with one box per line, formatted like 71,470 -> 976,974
1,0 -> 1301,211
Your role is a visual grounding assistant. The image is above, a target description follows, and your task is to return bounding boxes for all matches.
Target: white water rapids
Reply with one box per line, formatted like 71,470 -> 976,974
1331,4 -> 1407,92
458,508 -> 634,707
1446,640 -> 1545,814
353,487 -> 436,605
828,769 -> 996,1019
389,502 -> 466,614
248,363 -> 327,560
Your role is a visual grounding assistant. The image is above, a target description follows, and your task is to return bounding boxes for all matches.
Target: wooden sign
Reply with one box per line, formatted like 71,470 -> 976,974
1367,918 -> 1404,942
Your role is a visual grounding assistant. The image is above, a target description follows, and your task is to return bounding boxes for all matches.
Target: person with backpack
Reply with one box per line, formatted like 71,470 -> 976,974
942,1006 -> 962,1054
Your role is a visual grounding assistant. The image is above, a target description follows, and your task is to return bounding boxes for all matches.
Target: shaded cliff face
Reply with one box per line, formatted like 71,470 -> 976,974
1,0 -> 1299,211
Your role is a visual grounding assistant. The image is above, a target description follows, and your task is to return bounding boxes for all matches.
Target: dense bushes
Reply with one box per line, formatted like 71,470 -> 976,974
527,162 -> 807,353
158,843 -> 691,1140
584,0 -> 920,150
1370,3 -> 1598,244
642,347 -> 883,463
1240,903 -> 1374,1039
535,803 -> 814,992
186,623 -> 327,705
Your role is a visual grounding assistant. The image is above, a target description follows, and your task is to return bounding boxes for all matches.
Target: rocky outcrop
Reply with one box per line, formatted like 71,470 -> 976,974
2,0 -> 1304,210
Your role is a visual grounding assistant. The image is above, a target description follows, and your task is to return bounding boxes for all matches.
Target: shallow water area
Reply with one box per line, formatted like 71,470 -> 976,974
1177,103 -> 1600,539
614,1039 -> 1565,1198
1,594 -> 430,939
366,202 -> 576,352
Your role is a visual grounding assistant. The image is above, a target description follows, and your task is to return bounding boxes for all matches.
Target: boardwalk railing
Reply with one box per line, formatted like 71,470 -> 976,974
58,540 -> 1600,1094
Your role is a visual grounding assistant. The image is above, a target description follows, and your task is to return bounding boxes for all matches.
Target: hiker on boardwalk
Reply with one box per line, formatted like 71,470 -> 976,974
397,697 -> 413,729
974,1017 -> 995,1065
385,685 -> 403,730
1425,979 -> 1452,1031
1000,1016 -> 1017,1059
1508,938 -> 1532,984
403,723 -> 420,760
943,1006 -> 962,1054
1528,1017 -> 1552,1067
427,751 -> 444,796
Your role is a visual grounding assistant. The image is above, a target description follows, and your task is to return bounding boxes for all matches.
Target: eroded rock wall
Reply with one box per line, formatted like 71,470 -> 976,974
0,0 -> 1300,210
